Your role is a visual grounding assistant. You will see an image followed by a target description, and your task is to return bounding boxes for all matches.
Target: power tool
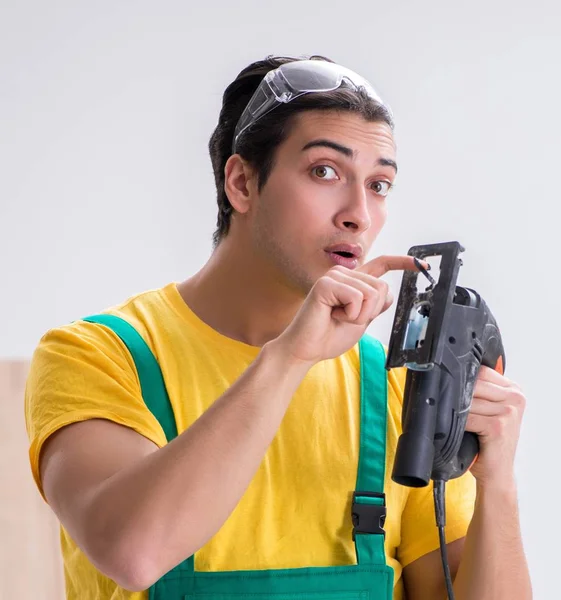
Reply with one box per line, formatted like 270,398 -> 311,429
385,241 -> 506,600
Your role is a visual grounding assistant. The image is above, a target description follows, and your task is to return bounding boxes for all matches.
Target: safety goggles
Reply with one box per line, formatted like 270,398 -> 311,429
232,59 -> 390,153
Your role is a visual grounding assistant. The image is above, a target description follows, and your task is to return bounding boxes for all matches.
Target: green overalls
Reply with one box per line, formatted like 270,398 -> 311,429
83,314 -> 395,600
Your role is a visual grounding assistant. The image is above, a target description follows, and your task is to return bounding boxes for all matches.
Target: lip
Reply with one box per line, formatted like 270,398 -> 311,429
325,251 -> 359,269
324,243 -> 363,258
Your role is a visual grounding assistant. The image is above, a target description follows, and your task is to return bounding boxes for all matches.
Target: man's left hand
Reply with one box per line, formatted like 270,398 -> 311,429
465,366 -> 526,487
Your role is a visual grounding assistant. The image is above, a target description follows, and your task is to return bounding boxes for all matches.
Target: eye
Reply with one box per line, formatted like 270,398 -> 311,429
370,180 -> 393,197
312,165 -> 339,180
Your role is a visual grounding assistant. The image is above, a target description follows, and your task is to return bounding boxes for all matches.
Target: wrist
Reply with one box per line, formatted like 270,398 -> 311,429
476,472 -> 518,499
261,338 -> 316,376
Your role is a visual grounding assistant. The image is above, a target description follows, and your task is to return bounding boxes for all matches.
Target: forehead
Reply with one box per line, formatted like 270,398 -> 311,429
284,110 -> 396,158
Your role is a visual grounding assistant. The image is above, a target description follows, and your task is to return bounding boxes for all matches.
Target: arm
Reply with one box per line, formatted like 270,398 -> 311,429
39,255 -> 422,592
452,478 -> 531,599
403,480 -> 530,600
402,366 -> 532,599
40,340 -> 311,592
402,538 -> 465,600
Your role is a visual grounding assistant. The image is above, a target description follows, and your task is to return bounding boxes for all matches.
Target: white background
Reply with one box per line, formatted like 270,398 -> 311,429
2,1 -> 559,597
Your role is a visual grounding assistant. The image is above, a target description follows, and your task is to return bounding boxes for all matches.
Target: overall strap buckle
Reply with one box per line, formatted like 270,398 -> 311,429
352,491 -> 387,540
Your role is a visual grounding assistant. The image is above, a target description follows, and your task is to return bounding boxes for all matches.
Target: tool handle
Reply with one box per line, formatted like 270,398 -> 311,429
432,305 -> 506,481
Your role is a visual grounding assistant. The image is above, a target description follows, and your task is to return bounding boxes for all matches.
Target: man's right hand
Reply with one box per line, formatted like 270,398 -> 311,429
274,255 -> 427,366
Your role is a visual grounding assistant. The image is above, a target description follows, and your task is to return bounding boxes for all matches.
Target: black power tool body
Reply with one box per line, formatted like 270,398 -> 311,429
386,241 -> 506,487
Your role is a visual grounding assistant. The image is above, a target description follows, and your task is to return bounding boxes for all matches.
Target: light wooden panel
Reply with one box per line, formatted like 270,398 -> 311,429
0,361 -> 65,599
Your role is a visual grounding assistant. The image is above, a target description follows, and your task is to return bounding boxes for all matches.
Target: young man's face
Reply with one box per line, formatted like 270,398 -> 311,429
247,110 -> 397,295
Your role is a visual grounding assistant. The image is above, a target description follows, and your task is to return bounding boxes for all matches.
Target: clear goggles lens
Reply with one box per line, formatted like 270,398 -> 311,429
232,60 -> 390,152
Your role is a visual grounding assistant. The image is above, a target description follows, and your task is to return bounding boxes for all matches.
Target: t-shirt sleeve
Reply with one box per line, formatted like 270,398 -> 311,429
388,362 -> 477,568
398,472 -> 476,568
24,318 -> 168,500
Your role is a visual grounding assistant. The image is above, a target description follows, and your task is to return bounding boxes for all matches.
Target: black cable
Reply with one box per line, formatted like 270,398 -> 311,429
433,479 -> 456,600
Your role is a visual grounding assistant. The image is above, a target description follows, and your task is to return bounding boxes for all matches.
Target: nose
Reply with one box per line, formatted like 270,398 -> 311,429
333,183 -> 372,234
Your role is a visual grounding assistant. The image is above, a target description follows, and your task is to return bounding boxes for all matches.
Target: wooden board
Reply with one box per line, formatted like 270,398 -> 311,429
0,361 -> 65,599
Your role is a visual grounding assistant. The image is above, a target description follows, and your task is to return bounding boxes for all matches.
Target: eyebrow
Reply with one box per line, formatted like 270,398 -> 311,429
301,139 -> 398,173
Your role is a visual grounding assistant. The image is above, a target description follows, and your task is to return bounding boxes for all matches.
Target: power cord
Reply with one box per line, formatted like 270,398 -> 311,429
433,479 -> 455,600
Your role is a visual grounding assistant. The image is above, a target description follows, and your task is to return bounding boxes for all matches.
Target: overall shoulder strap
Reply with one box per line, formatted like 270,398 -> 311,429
356,334 -> 388,493
354,334 -> 389,567
82,314 -> 178,442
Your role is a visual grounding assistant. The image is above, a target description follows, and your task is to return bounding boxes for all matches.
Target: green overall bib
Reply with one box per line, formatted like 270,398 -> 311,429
83,314 -> 394,600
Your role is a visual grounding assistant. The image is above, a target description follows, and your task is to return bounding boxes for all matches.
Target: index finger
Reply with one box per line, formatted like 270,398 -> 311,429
358,255 -> 429,278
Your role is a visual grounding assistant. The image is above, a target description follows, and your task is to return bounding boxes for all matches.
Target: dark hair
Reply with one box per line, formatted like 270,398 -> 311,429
208,55 -> 394,248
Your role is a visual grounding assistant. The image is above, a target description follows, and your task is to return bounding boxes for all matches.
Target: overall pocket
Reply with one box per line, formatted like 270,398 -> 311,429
185,592 -> 369,600
151,561 -> 393,599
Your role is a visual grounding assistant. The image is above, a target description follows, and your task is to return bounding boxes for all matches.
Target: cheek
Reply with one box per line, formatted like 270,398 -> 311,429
263,173 -> 328,227
365,203 -> 388,245
369,201 -> 388,232
377,202 -> 389,223
287,176 -> 344,219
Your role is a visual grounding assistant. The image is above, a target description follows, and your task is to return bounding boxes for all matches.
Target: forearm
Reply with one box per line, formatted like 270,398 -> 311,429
87,339 -> 311,588
452,478 -> 532,600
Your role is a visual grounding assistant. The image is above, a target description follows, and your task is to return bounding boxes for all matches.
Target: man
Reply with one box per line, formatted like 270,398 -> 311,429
25,55 -> 532,599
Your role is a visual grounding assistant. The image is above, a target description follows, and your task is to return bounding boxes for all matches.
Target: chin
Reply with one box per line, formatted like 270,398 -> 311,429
283,269 -> 317,297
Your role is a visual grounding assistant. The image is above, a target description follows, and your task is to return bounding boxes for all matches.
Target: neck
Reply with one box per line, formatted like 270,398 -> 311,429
177,235 -> 306,348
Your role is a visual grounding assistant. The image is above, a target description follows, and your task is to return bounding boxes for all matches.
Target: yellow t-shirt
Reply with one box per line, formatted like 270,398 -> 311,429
25,282 -> 476,600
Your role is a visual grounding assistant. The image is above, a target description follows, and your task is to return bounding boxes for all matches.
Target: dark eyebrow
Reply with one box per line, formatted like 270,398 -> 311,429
378,158 -> 398,173
301,139 -> 398,173
302,139 -> 353,157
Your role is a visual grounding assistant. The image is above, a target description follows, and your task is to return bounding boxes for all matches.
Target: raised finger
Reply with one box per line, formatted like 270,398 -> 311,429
358,255 -> 429,278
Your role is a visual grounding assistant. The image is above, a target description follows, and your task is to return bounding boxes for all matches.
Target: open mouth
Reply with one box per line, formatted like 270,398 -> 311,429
325,249 -> 359,269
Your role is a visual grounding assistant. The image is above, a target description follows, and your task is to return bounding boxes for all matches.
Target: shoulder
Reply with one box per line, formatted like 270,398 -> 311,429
25,283 -> 175,435
30,283 -> 174,364
25,286 -> 172,496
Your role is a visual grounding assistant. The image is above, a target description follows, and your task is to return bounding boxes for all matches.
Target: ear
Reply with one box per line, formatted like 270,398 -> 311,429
224,155 -> 258,215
